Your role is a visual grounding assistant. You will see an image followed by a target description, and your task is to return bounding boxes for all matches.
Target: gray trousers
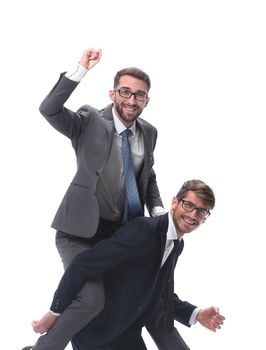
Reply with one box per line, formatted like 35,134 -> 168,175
32,232 -> 105,350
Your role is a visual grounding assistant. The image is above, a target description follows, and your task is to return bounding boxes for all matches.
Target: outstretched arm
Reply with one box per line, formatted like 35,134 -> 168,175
39,47 -> 102,139
196,306 -> 225,332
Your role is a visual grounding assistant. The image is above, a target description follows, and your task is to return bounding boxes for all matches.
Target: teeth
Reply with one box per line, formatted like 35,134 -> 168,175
124,104 -> 136,109
184,217 -> 195,225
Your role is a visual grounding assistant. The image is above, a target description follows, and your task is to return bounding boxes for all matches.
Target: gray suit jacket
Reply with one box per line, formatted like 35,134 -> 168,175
39,73 -> 163,238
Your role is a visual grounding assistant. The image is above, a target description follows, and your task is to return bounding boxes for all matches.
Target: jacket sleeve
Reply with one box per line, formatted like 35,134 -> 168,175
50,218 -> 154,313
146,168 -> 164,213
173,293 -> 197,327
143,127 -> 164,213
39,73 -> 91,139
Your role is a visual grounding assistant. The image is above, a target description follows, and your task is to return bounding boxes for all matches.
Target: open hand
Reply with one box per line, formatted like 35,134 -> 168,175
196,306 -> 225,332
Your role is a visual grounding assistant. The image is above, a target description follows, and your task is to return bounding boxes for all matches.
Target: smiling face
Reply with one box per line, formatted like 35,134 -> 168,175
171,190 -> 211,238
109,75 -> 150,127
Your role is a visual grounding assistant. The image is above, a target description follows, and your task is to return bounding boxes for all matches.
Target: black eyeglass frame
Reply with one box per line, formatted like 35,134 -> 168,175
180,199 -> 210,220
114,87 -> 148,101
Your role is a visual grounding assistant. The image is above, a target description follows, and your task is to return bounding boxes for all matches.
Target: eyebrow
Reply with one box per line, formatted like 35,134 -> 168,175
183,199 -> 209,211
119,86 -> 147,94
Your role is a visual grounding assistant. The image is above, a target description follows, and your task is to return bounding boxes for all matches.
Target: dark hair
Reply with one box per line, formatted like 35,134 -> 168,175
113,67 -> 151,91
176,179 -> 215,209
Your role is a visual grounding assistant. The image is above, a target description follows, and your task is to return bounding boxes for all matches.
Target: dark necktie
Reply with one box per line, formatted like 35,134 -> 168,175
121,128 -> 143,220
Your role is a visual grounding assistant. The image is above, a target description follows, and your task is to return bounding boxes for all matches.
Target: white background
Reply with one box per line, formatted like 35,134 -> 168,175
1,0 -> 265,349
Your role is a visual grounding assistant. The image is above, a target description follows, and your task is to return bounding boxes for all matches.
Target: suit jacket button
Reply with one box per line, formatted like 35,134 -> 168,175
137,306 -> 143,312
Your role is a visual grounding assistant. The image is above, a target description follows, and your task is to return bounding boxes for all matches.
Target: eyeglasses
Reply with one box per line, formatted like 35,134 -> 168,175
181,199 -> 210,220
114,87 -> 148,102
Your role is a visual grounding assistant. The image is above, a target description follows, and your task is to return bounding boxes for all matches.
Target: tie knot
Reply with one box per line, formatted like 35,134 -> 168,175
121,128 -> 132,139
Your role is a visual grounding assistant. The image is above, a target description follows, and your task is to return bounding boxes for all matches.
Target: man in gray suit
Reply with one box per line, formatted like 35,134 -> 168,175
28,48 -> 165,350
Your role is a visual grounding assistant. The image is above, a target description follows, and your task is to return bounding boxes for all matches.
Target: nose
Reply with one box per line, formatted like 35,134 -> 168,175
189,208 -> 198,218
127,94 -> 137,103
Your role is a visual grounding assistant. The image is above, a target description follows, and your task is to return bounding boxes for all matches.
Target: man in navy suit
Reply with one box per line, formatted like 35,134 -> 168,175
29,179 -> 225,350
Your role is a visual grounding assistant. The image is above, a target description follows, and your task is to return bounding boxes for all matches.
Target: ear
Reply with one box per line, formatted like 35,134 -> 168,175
144,96 -> 150,108
109,90 -> 115,102
171,196 -> 178,209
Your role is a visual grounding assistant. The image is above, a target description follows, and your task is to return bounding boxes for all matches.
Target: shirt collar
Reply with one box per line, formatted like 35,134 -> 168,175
112,106 -> 136,136
167,212 -> 180,240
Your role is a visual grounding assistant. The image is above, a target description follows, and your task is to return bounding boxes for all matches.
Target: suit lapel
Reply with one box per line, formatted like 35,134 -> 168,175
99,104 -> 115,161
158,214 -> 169,261
135,120 -> 153,200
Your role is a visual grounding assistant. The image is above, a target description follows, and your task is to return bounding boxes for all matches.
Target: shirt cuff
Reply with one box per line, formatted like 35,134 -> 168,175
189,307 -> 200,325
151,206 -> 166,217
65,64 -> 88,82
50,310 -> 61,317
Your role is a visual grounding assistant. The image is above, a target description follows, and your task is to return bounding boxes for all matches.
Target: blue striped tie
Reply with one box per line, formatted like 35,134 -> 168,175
121,129 -> 143,220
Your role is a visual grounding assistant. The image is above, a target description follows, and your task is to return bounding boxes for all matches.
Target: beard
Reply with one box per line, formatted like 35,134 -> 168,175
114,101 -> 143,125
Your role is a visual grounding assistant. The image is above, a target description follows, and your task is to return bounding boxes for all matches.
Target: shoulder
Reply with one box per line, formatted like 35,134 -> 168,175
137,118 -> 158,134
129,215 -> 160,231
112,216 -> 163,246
77,104 -> 100,116
77,104 -> 113,121
76,104 -> 113,127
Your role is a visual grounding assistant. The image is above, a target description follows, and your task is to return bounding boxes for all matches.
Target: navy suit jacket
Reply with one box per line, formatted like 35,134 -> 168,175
39,74 -> 163,238
50,214 -> 197,347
